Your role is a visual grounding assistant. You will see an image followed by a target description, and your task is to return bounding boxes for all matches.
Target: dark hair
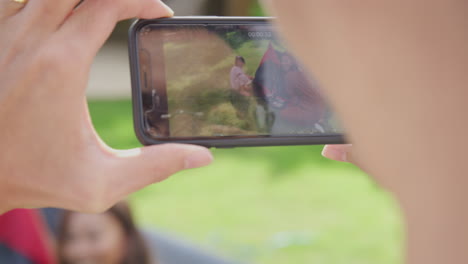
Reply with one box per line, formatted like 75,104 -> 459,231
57,201 -> 154,264
235,56 -> 246,64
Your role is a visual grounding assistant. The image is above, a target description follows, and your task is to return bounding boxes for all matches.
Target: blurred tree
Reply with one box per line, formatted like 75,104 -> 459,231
108,0 -> 258,42
203,0 -> 223,15
249,0 -> 266,16
222,0 -> 254,16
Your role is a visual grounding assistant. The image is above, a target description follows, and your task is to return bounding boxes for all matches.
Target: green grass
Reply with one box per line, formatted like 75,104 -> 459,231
88,99 -> 403,264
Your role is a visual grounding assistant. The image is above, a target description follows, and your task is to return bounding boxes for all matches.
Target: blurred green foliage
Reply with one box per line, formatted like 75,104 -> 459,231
250,0 -> 266,16
88,99 -> 403,264
223,31 -> 250,50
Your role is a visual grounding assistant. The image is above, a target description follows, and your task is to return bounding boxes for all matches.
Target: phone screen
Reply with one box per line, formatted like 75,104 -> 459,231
137,22 -> 342,140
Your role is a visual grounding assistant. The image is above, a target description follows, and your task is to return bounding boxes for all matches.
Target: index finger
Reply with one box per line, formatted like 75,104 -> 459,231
57,0 -> 173,62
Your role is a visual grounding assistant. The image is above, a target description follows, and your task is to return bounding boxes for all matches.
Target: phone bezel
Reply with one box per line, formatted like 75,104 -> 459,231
128,17 -> 345,148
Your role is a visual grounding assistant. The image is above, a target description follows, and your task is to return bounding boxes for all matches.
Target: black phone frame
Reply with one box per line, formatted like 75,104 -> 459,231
128,17 -> 345,148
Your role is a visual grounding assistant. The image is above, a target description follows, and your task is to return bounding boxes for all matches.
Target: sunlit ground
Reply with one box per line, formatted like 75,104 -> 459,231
89,100 -> 403,264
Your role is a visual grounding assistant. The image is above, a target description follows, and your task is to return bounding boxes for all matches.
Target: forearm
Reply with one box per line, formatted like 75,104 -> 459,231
268,1 -> 468,263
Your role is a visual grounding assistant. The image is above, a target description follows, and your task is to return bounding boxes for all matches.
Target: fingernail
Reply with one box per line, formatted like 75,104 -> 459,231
184,150 -> 214,169
159,0 -> 175,16
322,147 -> 348,162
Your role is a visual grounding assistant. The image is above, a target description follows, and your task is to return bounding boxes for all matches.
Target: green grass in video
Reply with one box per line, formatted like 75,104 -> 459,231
89,99 -> 403,264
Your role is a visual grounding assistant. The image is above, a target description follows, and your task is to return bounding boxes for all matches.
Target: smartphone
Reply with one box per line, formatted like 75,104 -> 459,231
128,17 -> 345,148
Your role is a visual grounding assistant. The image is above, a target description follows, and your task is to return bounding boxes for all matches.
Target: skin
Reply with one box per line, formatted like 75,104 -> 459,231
264,0 -> 468,263
62,213 -> 126,264
322,145 -> 353,163
0,0 -> 213,214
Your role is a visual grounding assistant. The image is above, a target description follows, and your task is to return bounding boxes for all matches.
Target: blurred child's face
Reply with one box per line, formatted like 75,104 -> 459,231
62,213 -> 126,264
235,59 -> 245,68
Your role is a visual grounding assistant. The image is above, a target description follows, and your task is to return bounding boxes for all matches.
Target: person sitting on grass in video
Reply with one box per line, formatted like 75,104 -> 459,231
229,56 -> 254,119
230,56 -> 253,97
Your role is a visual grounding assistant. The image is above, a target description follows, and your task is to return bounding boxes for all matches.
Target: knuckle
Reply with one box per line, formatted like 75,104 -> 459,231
99,0 -> 134,20
95,0 -> 120,17
34,1 -> 56,17
36,47 -> 66,69
1,33 -> 34,69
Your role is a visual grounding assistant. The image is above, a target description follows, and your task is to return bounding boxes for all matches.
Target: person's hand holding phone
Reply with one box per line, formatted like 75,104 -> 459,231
0,0 -> 213,214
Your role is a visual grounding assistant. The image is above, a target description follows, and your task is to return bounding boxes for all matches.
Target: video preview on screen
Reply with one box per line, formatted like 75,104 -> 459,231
138,24 -> 342,138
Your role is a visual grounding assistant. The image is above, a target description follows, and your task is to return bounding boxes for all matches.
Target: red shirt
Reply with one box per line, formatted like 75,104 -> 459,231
0,209 -> 56,264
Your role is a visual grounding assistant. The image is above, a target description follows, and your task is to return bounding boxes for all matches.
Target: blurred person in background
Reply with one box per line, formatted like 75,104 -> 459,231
230,56 -> 253,119
57,201 -> 241,264
0,201 -> 244,264
58,201 -> 153,264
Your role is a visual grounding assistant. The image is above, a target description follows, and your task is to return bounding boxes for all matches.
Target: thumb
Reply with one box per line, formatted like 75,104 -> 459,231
322,144 -> 353,163
322,144 -> 371,174
105,144 -> 213,202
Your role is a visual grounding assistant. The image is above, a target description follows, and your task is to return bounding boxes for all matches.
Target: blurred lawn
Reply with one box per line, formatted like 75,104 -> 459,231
89,99 -> 403,264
